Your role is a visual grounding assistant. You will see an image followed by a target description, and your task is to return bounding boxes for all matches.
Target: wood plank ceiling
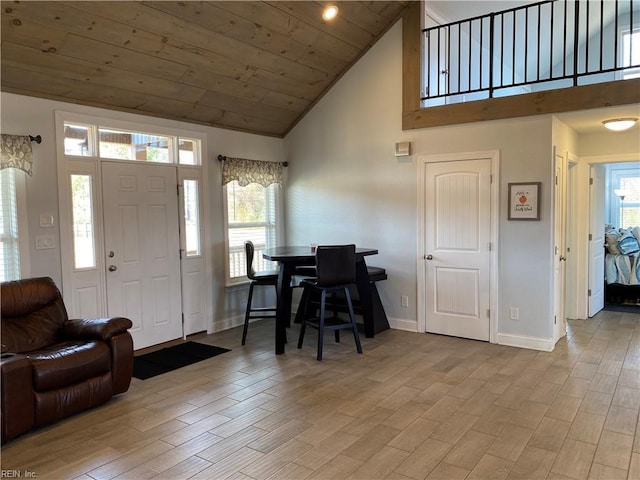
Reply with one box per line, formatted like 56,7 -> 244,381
1,1 -> 410,137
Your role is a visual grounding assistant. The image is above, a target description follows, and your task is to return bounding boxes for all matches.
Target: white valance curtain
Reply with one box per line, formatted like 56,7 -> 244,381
221,157 -> 283,187
0,134 -> 33,176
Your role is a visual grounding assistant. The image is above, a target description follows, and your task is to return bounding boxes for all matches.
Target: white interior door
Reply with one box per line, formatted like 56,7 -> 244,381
588,165 -> 606,317
102,162 -> 183,350
424,159 -> 492,341
553,151 -> 567,341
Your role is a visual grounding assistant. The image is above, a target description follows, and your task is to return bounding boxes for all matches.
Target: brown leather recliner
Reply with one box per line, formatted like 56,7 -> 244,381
1,277 -> 134,443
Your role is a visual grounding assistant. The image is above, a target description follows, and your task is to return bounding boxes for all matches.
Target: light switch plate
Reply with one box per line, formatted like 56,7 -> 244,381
39,214 -> 55,227
35,235 -> 55,250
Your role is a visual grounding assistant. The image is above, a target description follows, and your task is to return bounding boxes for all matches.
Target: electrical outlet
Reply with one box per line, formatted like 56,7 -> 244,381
510,307 -> 519,320
401,295 -> 409,307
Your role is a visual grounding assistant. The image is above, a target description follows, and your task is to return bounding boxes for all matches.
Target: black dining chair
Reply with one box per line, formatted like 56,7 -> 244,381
297,244 -> 363,360
242,240 -> 278,345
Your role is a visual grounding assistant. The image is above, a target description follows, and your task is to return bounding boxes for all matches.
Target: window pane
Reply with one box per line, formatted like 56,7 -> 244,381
619,176 -> 640,228
64,124 -> 91,156
0,169 -> 20,281
98,129 -> 171,163
226,181 -> 277,280
622,30 -> 640,67
622,30 -> 640,79
227,181 -> 267,223
71,174 -> 96,269
179,139 -> 199,165
228,226 -> 269,278
183,179 -> 201,256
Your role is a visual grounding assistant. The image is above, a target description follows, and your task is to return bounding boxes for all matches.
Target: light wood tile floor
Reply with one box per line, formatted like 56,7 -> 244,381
2,309 -> 639,480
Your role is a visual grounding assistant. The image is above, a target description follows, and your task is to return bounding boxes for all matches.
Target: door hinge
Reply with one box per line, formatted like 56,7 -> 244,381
488,242 -> 492,251
588,289 -> 592,296
179,249 -> 184,259
490,174 -> 493,184
554,315 -> 557,324
589,177 -> 594,185
588,233 -> 592,241
487,309 -> 490,318
555,175 -> 558,185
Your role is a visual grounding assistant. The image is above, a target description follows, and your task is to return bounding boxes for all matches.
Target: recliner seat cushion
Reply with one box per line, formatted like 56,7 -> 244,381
29,341 -> 111,391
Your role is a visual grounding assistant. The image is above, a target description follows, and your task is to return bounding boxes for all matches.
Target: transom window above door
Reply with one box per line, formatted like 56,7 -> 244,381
63,123 -> 200,166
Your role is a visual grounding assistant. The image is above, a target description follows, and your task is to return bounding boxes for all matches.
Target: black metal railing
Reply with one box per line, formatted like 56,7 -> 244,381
422,0 -> 639,105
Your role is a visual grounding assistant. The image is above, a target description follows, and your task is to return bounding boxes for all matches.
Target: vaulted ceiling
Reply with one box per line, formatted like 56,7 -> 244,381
1,1 -> 410,137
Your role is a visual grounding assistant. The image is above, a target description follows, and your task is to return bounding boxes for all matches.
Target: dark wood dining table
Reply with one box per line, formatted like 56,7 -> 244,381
263,246 -> 381,355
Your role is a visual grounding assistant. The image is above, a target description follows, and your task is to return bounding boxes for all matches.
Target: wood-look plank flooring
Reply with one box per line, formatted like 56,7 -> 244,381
2,310 -> 639,480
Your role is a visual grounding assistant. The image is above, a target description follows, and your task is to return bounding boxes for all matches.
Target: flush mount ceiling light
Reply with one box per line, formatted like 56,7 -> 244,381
322,5 -> 339,21
602,118 -> 638,131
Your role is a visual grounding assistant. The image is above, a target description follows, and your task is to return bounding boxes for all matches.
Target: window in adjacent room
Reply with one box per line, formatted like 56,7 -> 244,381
614,175 -> 640,229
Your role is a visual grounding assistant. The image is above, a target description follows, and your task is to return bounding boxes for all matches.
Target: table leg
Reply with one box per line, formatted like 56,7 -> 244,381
275,262 -> 295,354
355,258 -> 375,338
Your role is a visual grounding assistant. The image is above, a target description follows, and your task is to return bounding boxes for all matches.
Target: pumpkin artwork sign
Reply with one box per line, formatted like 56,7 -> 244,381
508,182 -> 541,220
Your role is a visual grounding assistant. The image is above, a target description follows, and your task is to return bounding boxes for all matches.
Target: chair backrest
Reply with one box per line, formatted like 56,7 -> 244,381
244,240 -> 257,280
1,277 -> 69,353
315,244 -> 356,287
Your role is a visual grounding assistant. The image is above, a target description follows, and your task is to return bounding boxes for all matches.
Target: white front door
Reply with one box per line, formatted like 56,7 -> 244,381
424,159 -> 492,341
102,162 -> 183,350
588,165 -> 606,317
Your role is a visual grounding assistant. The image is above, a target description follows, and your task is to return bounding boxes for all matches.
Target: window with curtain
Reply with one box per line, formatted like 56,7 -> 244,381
0,168 -> 21,281
0,134 -> 32,282
222,157 -> 283,284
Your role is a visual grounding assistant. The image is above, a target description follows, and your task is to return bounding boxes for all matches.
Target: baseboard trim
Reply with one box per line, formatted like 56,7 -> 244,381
388,317 -> 418,332
497,332 -> 554,352
212,315 -> 244,333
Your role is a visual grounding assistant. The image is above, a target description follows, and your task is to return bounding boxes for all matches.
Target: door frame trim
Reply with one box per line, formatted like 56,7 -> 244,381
574,153 -> 639,319
55,110 -> 212,342
417,150 -> 500,343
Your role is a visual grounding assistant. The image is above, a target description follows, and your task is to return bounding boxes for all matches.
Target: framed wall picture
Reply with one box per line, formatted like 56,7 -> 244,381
508,182 -> 541,220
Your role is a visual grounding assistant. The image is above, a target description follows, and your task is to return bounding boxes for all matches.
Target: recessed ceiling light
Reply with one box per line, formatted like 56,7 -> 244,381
602,118 -> 638,131
322,5 -> 339,21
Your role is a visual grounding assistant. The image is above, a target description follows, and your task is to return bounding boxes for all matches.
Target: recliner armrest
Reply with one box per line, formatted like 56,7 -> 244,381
62,317 -> 133,342
1,354 -> 34,443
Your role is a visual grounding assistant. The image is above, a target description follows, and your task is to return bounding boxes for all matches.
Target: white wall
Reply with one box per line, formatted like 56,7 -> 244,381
577,129 -> 640,157
0,92 -> 283,331
284,20 -> 561,346
4,18 -> 636,348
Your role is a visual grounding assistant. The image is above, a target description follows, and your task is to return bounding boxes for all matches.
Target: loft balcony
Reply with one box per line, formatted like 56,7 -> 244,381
402,0 -> 640,130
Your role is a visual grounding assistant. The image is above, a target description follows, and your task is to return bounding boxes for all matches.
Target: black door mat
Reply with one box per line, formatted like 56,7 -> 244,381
133,341 -> 230,380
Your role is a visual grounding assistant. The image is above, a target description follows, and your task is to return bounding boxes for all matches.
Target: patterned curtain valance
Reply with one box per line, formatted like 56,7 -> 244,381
221,156 -> 283,187
1,134 -> 33,176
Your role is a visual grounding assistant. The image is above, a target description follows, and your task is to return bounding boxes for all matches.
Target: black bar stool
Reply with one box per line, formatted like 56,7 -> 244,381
242,241 -> 278,345
297,244 -> 363,360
